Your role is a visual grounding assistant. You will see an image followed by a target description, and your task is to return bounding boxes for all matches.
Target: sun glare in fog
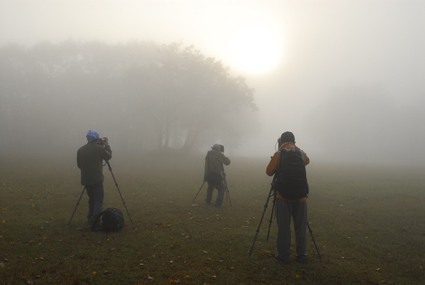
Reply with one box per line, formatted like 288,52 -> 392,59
230,26 -> 282,74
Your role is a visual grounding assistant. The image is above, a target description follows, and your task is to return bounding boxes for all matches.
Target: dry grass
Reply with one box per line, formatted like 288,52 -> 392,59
1,154 -> 425,284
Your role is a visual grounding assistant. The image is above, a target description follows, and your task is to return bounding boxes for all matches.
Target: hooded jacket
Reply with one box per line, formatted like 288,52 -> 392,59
204,147 -> 231,181
77,142 -> 112,185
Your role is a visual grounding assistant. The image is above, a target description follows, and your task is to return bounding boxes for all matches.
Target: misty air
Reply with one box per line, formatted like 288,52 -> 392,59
1,1 -> 424,284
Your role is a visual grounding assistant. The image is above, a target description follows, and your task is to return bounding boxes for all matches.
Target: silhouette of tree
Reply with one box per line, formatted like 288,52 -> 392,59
0,41 -> 258,156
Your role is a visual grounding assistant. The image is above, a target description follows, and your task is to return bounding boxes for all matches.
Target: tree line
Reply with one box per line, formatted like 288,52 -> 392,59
0,41 -> 259,158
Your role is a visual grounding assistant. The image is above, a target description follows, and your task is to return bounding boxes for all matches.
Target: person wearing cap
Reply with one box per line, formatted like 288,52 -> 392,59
77,130 -> 112,227
266,131 -> 310,263
203,144 -> 231,207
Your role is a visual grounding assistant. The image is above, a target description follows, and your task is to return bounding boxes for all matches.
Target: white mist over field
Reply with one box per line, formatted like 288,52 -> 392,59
1,0 -> 424,166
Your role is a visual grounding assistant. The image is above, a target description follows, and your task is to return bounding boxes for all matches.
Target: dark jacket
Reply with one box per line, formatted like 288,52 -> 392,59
204,149 -> 231,181
77,142 -> 112,186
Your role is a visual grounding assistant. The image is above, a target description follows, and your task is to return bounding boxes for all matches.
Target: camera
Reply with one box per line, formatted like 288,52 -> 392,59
98,137 -> 108,146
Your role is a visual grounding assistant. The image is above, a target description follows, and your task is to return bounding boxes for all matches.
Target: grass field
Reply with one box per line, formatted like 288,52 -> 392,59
1,153 -> 425,284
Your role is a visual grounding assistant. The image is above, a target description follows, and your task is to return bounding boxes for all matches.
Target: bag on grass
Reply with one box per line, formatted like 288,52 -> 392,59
274,148 -> 309,200
91,207 -> 125,232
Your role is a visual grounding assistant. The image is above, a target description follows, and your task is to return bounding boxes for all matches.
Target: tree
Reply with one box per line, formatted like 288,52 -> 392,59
0,41 -> 258,157
125,42 -> 258,151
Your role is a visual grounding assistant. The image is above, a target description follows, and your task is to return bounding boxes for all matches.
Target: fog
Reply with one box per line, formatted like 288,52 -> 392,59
1,0 -> 424,166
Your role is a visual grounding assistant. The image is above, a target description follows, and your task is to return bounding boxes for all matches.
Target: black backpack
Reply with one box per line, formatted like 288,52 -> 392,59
274,148 -> 309,200
91,208 -> 125,232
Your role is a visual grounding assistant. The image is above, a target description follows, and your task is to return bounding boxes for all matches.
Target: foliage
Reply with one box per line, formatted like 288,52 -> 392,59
1,155 -> 425,284
0,41 -> 258,156
124,42 -> 257,150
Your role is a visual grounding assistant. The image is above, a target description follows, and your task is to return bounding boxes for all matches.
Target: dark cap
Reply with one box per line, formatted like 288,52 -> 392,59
280,131 -> 295,143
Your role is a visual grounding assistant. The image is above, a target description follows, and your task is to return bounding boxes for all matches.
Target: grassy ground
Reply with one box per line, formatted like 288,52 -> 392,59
1,154 -> 425,284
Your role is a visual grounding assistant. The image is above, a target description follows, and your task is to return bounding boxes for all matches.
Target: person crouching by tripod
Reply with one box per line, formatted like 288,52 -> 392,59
266,131 -> 310,263
204,144 -> 230,207
77,130 -> 112,227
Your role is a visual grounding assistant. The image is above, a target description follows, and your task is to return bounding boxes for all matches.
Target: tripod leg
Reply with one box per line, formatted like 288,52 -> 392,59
192,181 -> 205,203
307,221 -> 321,259
249,184 -> 274,257
223,175 -> 232,206
69,187 -> 86,224
266,193 -> 276,241
106,161 -> 134,224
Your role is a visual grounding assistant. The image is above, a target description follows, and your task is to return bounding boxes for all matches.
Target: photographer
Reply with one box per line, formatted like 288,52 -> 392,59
204,144 -> 231,207
266,131 -> 310,263
77,130 -> 112,227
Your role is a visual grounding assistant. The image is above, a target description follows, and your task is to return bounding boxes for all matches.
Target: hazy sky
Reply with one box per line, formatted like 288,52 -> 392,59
1,0 -> 424,165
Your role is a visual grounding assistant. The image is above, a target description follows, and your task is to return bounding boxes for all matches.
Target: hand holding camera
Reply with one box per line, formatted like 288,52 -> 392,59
98,137 -> 109,146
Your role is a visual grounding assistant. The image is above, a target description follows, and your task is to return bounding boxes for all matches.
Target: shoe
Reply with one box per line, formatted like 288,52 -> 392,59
90,220 -> 103,231
206,202 -> 212,205
296,255 -> 307,263
215,204 -> 225,207
273,254 -> 290,263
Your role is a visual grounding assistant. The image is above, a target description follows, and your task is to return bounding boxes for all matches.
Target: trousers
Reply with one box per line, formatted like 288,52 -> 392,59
86,183 -> 104,226
206,179 -> 225,205
275,198 -> 308,259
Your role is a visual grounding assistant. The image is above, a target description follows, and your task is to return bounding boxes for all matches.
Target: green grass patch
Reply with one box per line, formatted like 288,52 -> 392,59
1,155 -> 425,284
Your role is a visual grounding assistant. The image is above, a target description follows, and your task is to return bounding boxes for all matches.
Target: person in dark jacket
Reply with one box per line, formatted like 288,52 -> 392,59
266,131 -> 310,263
204,144 -> 231,207
77,130 -> 112,226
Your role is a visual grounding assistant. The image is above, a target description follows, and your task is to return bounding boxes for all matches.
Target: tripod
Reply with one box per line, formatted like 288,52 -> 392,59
192,171 -> 232,206
69,160 -> 133,224
249,179 -> 321,259
192,181 -> 205,203
222,171 -> 232,206
249,178 -> 275,257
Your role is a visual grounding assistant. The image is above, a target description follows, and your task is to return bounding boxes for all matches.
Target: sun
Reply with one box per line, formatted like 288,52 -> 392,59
229,26 -> 282,74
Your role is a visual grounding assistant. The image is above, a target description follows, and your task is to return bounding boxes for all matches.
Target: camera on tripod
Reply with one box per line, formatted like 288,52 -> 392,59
98,137 -> 108,146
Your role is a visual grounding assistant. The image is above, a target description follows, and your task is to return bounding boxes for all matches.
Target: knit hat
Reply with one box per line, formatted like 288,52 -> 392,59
86,130 -> 99,142
280,131 -> 295,143
212,144 -> 221,151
